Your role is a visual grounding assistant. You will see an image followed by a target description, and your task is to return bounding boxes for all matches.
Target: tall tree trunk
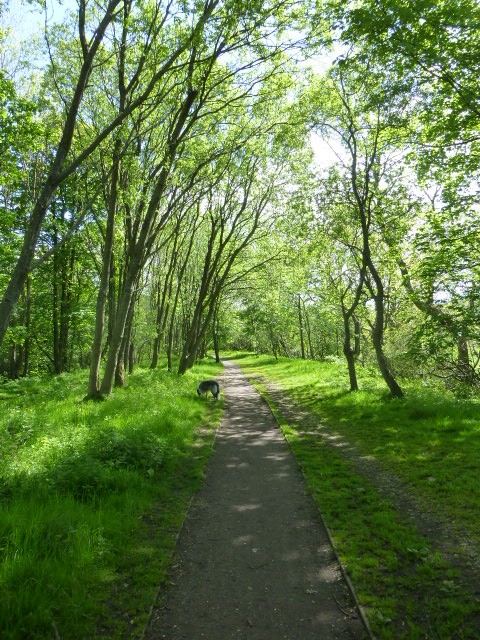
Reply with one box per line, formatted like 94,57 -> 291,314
371,323 -> 403,397
166,227 -> 197,372
123,302 -> 135,372
178,312 -> 202,374
178,292 -> 219,374
115,295 -> 135,387
342,306 -> 358,392
166,327 -> 174,372
8,343 -> 22,380
456,334 -> 470,384
150,280 -> 162,370
101,289 -> 133,395
107,252 -> 116,350
128,342 -> 135,374
151,237 -> 178,369
100,269 -> 138,395
59,249 -> 69,371
86,142 -> 120,399
304,302 -> 315,360
166,293 -> 181,373
298,295 -> 305,359
150,277 -> 168,369
269,327 -> 278,360
100,159 -> 176,394
114,352 -> 126,387
107,81 -> 200,385
212,307 -> 220,363
60,246 -> 75,371
353,316 -> 361,359
278,334 -> 291,358
368,262 -> 403,398
52,221 -> 62,374
22,276 -> 31,376
178,219 -> 218,375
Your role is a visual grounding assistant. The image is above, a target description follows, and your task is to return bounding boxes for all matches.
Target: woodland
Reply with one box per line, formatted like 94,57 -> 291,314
0,0 -> 478,397
1,2 -> 480,639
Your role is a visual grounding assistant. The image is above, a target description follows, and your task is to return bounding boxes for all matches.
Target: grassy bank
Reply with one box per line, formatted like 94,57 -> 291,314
230,352 -> 480,639
0,360 -> 223,639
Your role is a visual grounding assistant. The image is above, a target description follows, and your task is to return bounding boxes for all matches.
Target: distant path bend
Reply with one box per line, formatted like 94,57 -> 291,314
145,359 -> 366,639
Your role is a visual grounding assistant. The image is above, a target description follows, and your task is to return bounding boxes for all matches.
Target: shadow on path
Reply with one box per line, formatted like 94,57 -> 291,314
145,360 -> 366,640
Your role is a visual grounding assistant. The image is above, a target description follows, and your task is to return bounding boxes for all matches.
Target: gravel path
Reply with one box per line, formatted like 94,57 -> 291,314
145,360 -> 367,639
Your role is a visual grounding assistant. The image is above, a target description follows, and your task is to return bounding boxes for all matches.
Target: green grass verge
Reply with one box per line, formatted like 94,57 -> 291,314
230,352 -> 480,639
0,360 -> 223,640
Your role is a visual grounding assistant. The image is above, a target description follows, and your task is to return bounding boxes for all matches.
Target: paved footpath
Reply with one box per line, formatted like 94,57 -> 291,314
145,360 -> 366,640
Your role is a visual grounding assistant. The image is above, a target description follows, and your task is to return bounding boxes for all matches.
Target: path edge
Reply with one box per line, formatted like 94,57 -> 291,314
243,370 -> 377,640
138,380 -> 225,640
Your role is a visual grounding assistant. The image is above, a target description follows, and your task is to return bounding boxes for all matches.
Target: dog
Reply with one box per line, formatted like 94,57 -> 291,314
197,380 -> 221,400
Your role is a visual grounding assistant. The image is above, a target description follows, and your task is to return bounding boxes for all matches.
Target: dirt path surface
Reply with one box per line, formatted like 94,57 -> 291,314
145,360 -> 367,640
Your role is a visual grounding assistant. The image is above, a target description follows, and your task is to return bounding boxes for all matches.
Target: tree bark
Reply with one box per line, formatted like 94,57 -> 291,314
59,246 -> 73,371
151,240 -> 178,369
342,306 -> 358,391
345,110 -> 403,398
177,170 -> 266,374
115,294 -> 135,387
128,342 -> 135,374
107,252 -> 116,350
8,343 -> 22,380
166,228 -> 197,372
298,295 -> 305,359
86,140 -> 121,399
353,316 -> 361,359
212,308 -> 220,363
456,334 -> 471,384
103,81 -> 201,388
304,302 -> 315,360
100,158 -> 176,394
22,276 -> 31,376
269,328 -> 278,360
279,334 -> 291,358
368,261 -> 403,398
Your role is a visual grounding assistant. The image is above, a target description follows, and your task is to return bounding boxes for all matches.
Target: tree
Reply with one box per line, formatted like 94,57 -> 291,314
0,0 -> 231,351
177,151 -> 274,374
0,70 -> 43,377
305,61 -> 407,396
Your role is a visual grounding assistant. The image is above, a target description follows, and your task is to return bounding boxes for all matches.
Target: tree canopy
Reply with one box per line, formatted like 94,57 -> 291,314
1,0 -> 478,396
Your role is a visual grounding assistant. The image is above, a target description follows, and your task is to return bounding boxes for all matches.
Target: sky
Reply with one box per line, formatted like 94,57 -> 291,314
311,132 -> 345,169
2,0 -> 75,40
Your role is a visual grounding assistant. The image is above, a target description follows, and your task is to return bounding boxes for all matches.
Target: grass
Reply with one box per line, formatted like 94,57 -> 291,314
229,352 -> 480,639
0,359 -> 223,640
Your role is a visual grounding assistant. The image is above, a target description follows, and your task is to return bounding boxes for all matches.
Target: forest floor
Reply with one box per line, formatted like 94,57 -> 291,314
144,360 -> 368,639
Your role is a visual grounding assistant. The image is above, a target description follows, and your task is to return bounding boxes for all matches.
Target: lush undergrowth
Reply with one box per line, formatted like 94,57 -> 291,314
0,360 -> 223,640
230,352 -> 480,639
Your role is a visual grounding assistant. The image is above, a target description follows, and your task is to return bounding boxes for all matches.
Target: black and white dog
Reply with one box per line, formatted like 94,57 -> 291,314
197,380 -> 221,400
